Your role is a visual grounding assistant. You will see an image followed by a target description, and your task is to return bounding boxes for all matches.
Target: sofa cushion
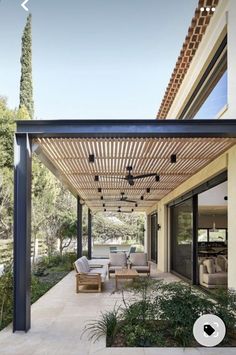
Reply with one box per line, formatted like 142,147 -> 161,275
109,252 -> 127,266
216,256 -> 227,272
203,259 -> 216,274
81,256 -> 90,272
131,265 -> 149,272
130,253 -> 147,266
90,268 -> 107,282
74,259 -> 87,273
202,272 -> 227,286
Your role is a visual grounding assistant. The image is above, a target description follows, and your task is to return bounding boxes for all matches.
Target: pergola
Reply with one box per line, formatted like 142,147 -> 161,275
14,119 -> 236,332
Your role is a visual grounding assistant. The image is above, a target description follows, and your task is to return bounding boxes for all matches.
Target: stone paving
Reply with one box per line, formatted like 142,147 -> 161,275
0,262 -> 235,355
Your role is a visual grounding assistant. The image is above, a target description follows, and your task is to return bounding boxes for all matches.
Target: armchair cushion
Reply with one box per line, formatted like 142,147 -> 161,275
81,256 -> 90,272
130,252 -> 148,266
90,268 -> 107,282
216,255 -> 228,272
75,259 -> 88,273
109,252 -> 127,266
203,259 -> 216,274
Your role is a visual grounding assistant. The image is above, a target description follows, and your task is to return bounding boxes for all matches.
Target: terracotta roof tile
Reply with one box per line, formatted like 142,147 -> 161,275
157,0 -> 219,119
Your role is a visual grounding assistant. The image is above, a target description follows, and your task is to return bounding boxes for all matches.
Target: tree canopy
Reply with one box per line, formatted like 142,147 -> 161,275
19,14 -> 34,119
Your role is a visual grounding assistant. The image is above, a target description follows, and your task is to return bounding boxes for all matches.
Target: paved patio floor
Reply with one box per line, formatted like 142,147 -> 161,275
0,262 -> 235,355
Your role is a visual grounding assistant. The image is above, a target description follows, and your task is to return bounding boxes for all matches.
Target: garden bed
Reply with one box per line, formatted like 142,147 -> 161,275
83,279 -> 236,348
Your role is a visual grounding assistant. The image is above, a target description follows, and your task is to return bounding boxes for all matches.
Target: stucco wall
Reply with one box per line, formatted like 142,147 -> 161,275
166,0 -> 236,120
147,145 -> 236,289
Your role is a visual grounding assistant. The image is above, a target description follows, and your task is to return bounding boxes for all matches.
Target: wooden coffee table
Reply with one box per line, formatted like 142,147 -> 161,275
115,268 -> 139,290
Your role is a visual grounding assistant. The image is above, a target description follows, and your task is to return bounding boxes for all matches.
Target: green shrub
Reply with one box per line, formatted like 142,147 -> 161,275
212,288 -> 236,343
61,252 -> 77,270
83,307 -> 120,346
0,263 -> 13,330
156,282 -> 214,347
31,276 -> 52,303
85,279 -> 236,347
122,322 -> 165,347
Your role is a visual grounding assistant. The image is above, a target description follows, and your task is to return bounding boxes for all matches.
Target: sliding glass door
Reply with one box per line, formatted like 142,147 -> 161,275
151,213 -> 158,263
171,198 -> 193,280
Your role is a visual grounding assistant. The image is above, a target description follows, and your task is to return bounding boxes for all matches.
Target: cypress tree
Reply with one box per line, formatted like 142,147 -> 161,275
19,14 -> 34,119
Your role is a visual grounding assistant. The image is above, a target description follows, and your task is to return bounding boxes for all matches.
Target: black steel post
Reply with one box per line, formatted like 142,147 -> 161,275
192,194 -> 198,285
87,208 -> 92,260
77,197 -> 83,258
13,134 -> 32,332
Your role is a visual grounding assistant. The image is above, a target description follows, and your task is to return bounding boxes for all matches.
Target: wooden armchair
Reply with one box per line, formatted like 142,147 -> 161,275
108,252 -> 127,278
129,253 -> 151,276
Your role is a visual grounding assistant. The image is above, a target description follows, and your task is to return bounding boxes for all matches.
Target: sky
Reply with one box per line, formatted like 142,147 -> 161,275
0,0 -> 197,119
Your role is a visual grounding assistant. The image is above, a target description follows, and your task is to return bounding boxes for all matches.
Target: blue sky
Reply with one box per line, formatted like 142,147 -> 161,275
0,0 -> 197,119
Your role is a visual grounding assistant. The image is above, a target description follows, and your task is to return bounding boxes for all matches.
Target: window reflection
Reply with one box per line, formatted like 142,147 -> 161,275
193,71 -> 227,119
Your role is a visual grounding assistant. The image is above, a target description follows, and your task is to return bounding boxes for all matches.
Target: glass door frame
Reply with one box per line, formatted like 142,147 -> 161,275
169,171 -> 227,285
170,195 -> 198,284
150,212 -> 158,264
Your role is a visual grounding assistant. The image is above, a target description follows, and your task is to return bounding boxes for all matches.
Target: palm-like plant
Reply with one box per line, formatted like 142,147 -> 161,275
82,307 -> 120,346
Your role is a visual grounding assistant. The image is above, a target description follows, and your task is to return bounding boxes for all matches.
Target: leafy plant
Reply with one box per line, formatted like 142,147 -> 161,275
155,282 -> 214,347
212,288 -> 236,343
0,262 -> 13,329
83,307 -> 120,346
122,322 -> 165,347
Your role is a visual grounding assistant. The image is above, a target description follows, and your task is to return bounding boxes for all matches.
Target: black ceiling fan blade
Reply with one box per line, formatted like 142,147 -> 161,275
110,176 -> 127,180
122,199 -> 137,203
132,173 -> 157,180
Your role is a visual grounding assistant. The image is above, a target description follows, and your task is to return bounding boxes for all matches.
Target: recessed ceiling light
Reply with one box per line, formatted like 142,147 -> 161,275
211,7 -> 215,12
94,175 -> 99,181
200,7 -> 205,12
89,154 -> 95,163
98,188 -> 102,193
206,7 -> 210,12
171,154 -> 177,163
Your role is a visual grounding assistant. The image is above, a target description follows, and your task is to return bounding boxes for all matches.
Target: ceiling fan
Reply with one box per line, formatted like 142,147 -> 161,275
119,192 -> 136,203
112,166 -> 158,186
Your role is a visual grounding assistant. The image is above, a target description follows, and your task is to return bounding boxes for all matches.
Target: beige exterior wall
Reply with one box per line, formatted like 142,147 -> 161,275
166,0 -> 236,120
146,1 -> 236,287
147,145 -> 236,289
227,147 -> 236,289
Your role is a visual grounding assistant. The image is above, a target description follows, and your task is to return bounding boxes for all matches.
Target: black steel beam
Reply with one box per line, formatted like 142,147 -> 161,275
77,197 -> 83,258
16,119 -> 236,138
13,134 -> 32,332
87,209 -> 92,260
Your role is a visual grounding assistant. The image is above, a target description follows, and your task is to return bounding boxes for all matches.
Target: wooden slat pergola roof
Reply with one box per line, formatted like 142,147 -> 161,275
34,135 -> 236,212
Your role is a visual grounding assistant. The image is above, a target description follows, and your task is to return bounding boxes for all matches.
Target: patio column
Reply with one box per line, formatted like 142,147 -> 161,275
87,208 -> 92,260
13,134 -> 32,332
77,197 -> 83,258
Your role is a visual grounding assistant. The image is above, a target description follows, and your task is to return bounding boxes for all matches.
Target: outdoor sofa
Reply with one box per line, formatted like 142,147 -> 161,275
74,256 -> 107,293
199,256 -> 227,288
